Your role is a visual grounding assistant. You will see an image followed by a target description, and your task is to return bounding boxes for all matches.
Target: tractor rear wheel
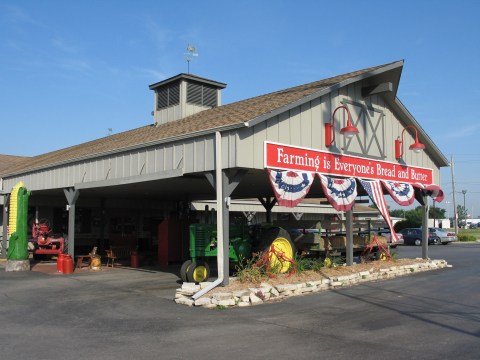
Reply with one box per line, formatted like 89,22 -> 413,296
186,260 -> 210,283
259,228 -> 296,273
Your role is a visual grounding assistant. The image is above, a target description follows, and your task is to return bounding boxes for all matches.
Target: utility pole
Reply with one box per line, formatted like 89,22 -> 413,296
451,155 -> 458,233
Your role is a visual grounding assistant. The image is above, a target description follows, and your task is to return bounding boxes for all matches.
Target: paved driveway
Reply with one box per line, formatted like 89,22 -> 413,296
1,243 -> 479,360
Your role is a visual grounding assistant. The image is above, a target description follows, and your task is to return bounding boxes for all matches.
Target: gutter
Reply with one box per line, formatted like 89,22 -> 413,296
192,131 -> 224,300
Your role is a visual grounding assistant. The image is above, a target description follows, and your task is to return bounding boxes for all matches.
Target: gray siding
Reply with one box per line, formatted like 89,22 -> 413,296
3,134 -> 220,192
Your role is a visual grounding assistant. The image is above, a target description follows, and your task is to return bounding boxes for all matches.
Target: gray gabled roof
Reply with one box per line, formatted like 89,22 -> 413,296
0,154 -> 30,176
149,73 -> 227,90
2,60 -> 447,176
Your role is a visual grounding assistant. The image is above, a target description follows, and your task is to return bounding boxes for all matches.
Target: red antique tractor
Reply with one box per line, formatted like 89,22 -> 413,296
31,219 -> 65,260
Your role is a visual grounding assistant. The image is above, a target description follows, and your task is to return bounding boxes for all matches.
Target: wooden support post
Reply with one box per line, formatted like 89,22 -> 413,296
258,197 -> 277,223
346,210 -> 353,266
2,194 -> 9,259
422,195 -> 429,259
64,188 -> 80,258
221,169 -> 247,286
207,167 -> 246,286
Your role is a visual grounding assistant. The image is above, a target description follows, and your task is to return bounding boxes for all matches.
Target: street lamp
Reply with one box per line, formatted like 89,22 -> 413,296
461,190 -> 467,210
445,201 -> 451,222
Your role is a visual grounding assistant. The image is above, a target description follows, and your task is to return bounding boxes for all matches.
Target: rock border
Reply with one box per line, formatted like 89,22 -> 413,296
175,259 -> 450,308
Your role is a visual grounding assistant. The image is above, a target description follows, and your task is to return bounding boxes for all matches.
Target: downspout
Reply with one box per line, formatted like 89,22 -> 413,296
192,131 -> 224,300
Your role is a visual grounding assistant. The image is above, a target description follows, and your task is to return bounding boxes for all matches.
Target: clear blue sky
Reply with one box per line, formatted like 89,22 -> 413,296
1,0 -> 479,217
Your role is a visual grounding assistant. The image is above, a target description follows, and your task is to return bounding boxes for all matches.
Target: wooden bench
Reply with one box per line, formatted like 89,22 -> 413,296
110,246 -> 133,260
75,254 -> 93,269
104,246 -> 136,267
105,249 -> 117,268
75,247 -> 98,269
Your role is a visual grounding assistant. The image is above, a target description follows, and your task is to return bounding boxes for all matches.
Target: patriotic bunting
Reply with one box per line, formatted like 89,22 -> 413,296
412,183 -> 444,203
359,179 -> 400,243
381,180 -> 415,206
268,169 -> 314,207
319,174 -> 357,212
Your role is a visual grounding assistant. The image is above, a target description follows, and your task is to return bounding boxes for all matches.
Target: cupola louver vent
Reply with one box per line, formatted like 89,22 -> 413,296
156,82 -> 180,110
187,82 -> 217,107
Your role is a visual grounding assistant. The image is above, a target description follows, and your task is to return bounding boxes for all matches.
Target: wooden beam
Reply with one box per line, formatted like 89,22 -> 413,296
361,82 -> 393,97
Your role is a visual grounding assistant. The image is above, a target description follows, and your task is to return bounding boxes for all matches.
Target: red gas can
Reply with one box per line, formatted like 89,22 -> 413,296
63,255 -> 74,274
57,253 -> 65,273
131,251 -> 139,268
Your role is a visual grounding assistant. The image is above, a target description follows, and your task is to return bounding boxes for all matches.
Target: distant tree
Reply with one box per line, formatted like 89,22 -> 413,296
392,206 -> 447,231
392,207 -> 423,230
457,205 -> 468,225
390,209 -> 405,218
429,207 -> 446,219
406,206 -> 423,225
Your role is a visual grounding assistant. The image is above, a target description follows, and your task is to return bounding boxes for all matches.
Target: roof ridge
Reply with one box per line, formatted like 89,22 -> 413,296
227,60 -> 402,105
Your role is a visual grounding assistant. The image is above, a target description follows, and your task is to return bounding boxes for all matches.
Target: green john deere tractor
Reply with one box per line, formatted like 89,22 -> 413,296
180,223 -> 296,283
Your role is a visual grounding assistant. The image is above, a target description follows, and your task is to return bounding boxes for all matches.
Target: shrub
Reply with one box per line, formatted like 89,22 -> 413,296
324,255 -> 345,268
234,254 -> 266,283
394,219 -> 421,232
458,234 -> 477,242
294,255 -> 323,273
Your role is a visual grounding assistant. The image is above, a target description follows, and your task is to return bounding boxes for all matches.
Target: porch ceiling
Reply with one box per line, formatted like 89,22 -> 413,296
28,169 -> 370,205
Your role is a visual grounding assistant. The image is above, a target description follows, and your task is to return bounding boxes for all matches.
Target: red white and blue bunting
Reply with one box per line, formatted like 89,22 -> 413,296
268,169 -> 314,207
319,174 -> 357,212
266,169 -> 443,212
412,183 -> 444,203
359,179 -> 400,243
381,180 -> 415,206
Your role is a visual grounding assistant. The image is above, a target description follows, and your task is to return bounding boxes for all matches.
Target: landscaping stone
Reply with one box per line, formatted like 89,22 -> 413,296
240,295 -> 250,303
182,283 -> 201,291
233,290 -> 251,298
276,284 -> 298,292
269,287 -> 280,297
200,282 -> 213,289
194,297 -> 213,306
174,259 -> 450,309
175,297 -> 194,306
213,292 -> 233,301
218,299 -> 236,307
249,293 -> 263,304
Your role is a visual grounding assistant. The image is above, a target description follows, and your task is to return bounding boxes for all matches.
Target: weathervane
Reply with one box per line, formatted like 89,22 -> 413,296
184,44 -> 198,73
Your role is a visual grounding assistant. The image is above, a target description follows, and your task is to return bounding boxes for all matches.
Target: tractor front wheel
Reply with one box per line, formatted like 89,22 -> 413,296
186,260 -> 210,283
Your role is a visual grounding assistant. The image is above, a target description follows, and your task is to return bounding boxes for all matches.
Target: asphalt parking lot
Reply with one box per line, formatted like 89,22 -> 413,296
1,242 -> 479,360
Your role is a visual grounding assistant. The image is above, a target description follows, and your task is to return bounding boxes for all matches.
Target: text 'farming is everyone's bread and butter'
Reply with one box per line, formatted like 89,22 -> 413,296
265,142 -> 432,184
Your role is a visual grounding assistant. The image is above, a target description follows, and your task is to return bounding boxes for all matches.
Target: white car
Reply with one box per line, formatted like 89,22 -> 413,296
428,227 -> 458,244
